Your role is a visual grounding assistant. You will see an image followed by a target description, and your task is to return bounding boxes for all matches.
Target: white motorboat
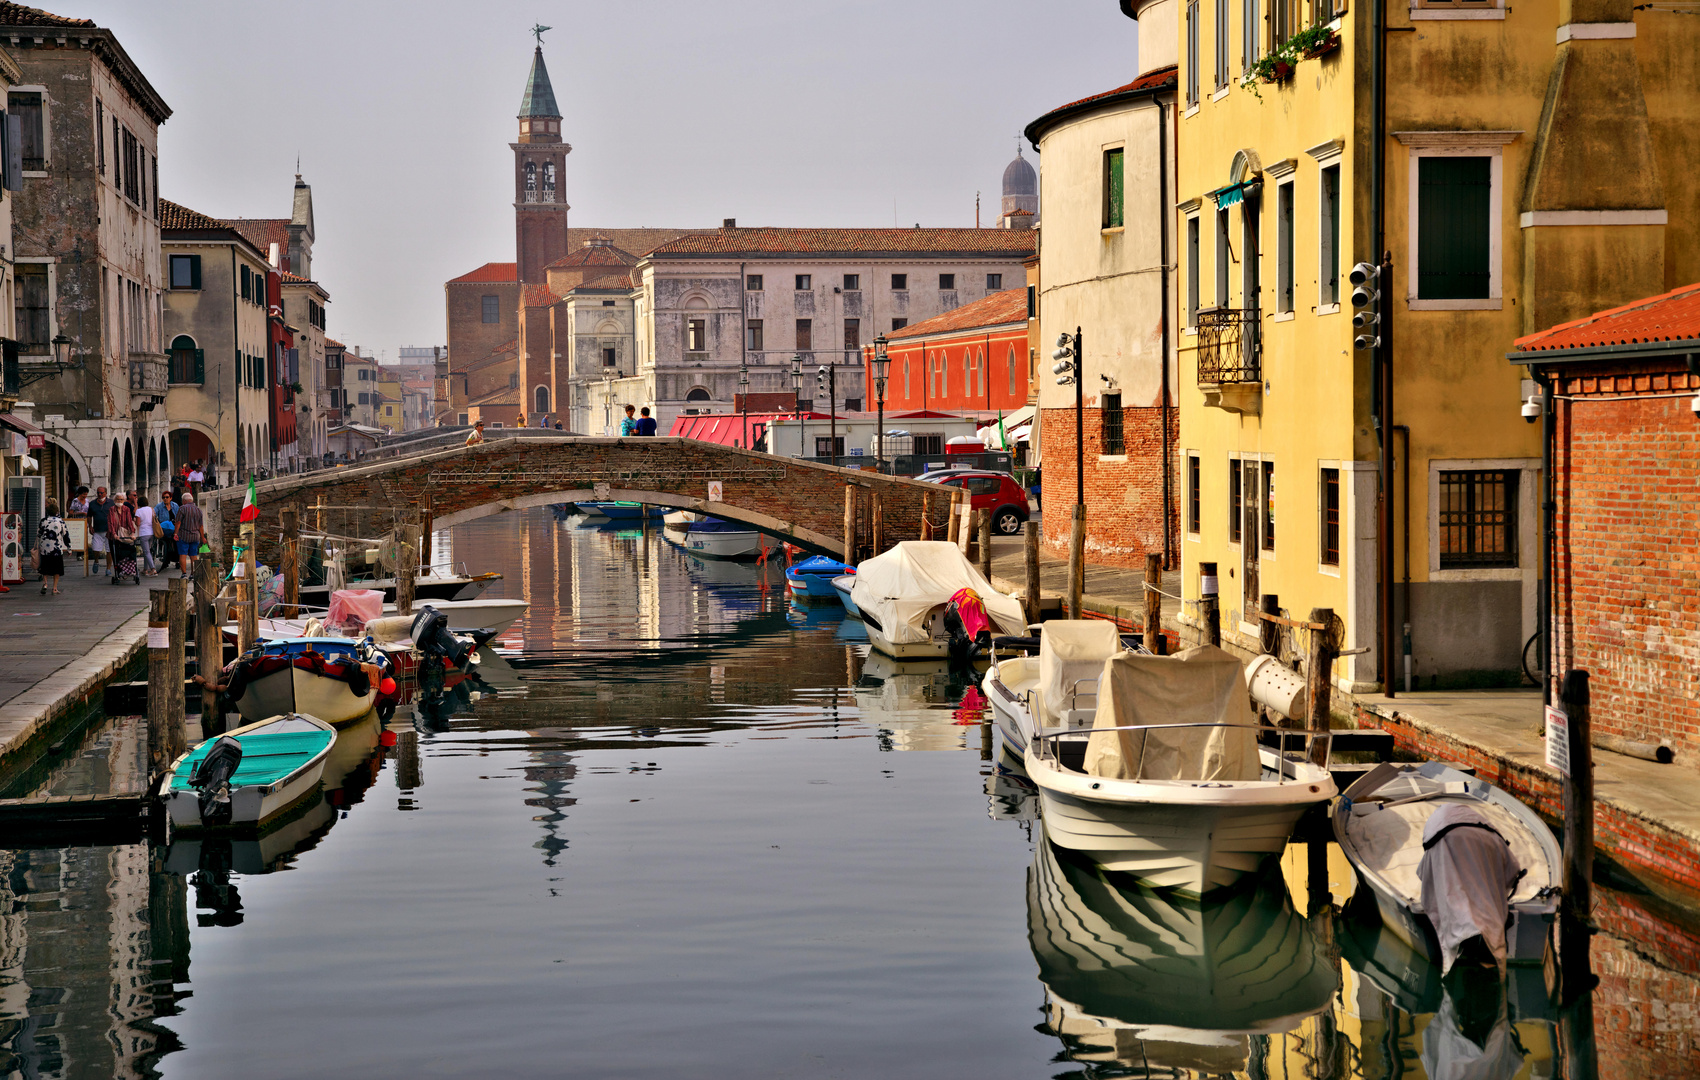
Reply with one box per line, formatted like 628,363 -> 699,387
296,569 -> 498,605
231,596 -> 529,641
1029,839 -> 1336,1073
662,509 -> 701,531
1025,644 -> 1336,896
1332,761 -> 1562,972
831,574 -> 861,618
983,620 -> 1119,763
665,517 -> 765,560
223,637 -> 384,726
164,713 -> 336,830
850,540 -> 1026,660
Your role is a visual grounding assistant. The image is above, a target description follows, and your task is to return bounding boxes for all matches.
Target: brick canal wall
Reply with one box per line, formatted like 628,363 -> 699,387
1552,364 -> 1700,770
1037,404 -> 1178,569
205,435 -> 941,565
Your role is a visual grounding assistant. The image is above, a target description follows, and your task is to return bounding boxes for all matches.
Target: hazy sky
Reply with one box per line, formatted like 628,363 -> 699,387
75,0 -> 1138,358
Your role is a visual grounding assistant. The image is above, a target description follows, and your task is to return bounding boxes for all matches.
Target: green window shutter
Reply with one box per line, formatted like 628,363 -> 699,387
1104,149 -> 1125,228
1417,156 -> 1491,300
193,349 -> 204,384
189,254 -> 202,290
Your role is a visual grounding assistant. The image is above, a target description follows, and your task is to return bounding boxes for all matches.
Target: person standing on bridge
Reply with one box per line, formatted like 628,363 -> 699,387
636,407 -> 658,436
619,404 -> 639,437
465,420 -> 486,446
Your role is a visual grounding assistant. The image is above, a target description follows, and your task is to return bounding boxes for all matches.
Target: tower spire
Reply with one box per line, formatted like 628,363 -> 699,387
519,38 -> 560,118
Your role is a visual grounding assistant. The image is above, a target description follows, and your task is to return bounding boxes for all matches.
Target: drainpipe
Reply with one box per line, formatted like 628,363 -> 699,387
1394,423 -> 1410,686
1373,0 -> 1393,696
231,246 -> 240,484
1537,368 -> 1554,706
1157,97 -> 1174,570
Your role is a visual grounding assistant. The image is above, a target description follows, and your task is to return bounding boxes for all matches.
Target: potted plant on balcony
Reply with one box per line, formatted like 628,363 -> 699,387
1291,24 -> 1341,60
1241,48 -> 1298,98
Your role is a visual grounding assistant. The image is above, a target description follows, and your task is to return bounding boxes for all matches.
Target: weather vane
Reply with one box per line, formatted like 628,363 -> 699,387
531,23 -> 551,46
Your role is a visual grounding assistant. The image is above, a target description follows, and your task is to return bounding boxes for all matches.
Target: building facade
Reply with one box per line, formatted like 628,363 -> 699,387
4,10 -> 172,505
869,288 -> 1031,421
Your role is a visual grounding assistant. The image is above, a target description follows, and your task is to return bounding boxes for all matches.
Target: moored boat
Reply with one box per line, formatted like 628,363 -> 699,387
223,637 -> 388,726
786,554 -> 853,601
578,501 -> 664,520
983,620 -> 1118,761
164,713 -> 336,831
1025,644 -> 1335,896
831,574 -> 860,618
667,517 -> 765,560
850,540 -> 1025,660
296,569 -> 498,605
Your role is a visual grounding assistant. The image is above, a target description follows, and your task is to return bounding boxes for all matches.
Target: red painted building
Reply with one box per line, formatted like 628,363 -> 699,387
266,265 -> 297,468
1511,282 -> 1700,767
863,288 -> 1030,416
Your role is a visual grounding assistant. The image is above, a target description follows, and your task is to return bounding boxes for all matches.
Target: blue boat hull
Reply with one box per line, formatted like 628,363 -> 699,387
786,574 -> 840,600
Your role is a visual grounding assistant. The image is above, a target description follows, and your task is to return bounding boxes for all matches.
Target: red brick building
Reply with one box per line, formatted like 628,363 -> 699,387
1512,283 -> 1700,767
866,288 -> 1030,417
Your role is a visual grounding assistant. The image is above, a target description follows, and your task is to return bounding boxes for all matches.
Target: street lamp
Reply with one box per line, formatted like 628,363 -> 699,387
738,363 -> 750,450
602,371 -> 615,435
817,363 -> 836,466
871,333 -> 890,472
790,353 -> 806,458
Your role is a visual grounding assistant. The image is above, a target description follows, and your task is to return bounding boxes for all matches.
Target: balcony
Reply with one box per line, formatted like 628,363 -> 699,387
128,351 -> 168,410
522,188 -> 559,204
1193,307 -> 1262,415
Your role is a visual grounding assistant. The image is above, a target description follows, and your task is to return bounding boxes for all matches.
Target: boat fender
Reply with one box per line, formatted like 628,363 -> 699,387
345,666 -> 371,698
190,736 -> 245,822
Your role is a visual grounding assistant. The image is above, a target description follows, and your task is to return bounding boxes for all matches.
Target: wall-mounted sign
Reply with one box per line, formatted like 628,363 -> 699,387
1544,706 -> 1569,777
707,481 -> 723,502
0,513 -> 21,584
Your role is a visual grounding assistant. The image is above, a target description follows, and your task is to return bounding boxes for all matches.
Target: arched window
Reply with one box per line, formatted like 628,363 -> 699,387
169,334 -> 201,384
543,162 -> 556,192
122,439 -> 134,488
110,440 -> 120,491
903,357 -> 910,400
685,387 -> 712,402
1008,345 -> 1017,395
524,161 -> 537,192
534,385 -> 550,414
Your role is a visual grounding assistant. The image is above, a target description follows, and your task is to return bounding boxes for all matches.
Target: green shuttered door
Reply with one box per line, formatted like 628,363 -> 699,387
1417,156 -> 1491,300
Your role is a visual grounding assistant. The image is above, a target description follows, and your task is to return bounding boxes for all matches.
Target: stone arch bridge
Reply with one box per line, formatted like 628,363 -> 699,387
206,436 -> 944,564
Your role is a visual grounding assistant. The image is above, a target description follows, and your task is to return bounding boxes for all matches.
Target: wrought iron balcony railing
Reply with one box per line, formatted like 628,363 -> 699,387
1194,307 -> 1261,386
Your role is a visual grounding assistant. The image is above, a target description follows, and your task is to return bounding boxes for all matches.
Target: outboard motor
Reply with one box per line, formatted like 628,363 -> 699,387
944,587 -> 995,669
410,605 -> 471,669
190,736 -> 244,823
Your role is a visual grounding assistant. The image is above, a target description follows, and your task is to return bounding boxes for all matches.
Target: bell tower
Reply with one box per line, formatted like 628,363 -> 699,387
514,29 -> 570,284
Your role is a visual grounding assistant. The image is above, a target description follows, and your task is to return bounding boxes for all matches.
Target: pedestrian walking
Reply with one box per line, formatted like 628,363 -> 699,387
107,493 -> 139,584
155,489 -> 178,573
636,407 -> 658,436
176,491 -> 205,575
133,489 -> 158,576
34,500 -> 69,596
69,485 -> 90,516
465,420 -> 486,446
88,486 -> 112,576
619,404 -> 639,436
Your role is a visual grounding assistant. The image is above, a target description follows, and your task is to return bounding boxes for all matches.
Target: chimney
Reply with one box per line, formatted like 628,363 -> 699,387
723,218 -> 736,229
268,243 -> 280,270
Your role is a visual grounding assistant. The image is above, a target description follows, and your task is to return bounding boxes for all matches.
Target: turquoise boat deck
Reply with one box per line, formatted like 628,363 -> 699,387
169,731 -> 333,791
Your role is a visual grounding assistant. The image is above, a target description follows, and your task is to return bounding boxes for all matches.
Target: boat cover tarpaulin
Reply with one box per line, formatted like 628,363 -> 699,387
1084,645 -> 1259,782
1038,620 -> 1121,727
328,589 -> 384,631
1417,805 -> 1524,974
851,541 -> 1025,645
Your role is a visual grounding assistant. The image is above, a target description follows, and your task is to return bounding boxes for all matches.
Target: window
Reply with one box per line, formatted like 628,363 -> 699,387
15,264 -> 48,350
602,347 -> 617,367
795,318 -> 812,351
1320,468 -> 1340,565
1008,346 -> 1018,395
1026,285 -> 1036,318
509,373 -> 519,389
913,433 -> 944,456
239,265 -> 251,301
1320,164 -> 1341,307
1101,393 -> 1124,455
1186,215 -> 1201,326
1243,0 -> 1260,72
1417,156 -> 1491,300
815,435 -> 845,457
843,318 -> 860,350
844,397 -> 863,412
1415,0 -> 1496,11
524,161 -> 536,192
1214,0 -> 1230,89
795,274 -> 811,291
1261,461 -> 1276,551
1215,208 -> 1230,306
95,100 -> 104,173
1185,0 -> 1200,105
891,318 -> 907,331
939,273 -> 956,290
986,273 -> 1002,290
1103,149 -> 1125,228
543,162 -> 555,193
745,319 -> 763,351
1187,454 -> 1202,534
1272,0 -> 1297,45
687,318 -> 706,351
1439,470 -> 1518,568
535,385 -> 550,414
843,274 -> 859,291
169,335 -> 202,384
1275,181 -> 1294,314
8,92 -> 41,171
482,295 -> 500,323
746,275 -> 763,291
1228,461 -> 1242,543
169,254 -> 201,290
891,273 -> 908,290
121,126 -> 140,203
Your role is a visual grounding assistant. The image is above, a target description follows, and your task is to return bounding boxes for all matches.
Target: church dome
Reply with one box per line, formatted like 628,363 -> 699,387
1001,150 -> 1039,218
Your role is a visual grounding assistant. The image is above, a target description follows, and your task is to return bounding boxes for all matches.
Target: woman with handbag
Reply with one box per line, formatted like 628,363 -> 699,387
35,500 -> 69,596
108,494 -> 139,585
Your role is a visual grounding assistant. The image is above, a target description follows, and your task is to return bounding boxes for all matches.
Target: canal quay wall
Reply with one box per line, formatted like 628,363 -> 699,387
206,436 -> 942,565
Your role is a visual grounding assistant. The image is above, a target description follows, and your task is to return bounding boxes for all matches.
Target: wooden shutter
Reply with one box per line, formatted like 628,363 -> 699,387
1104,149 -> 1125,228
193,349 -> 204,384
1417,156 -> 1491,300
188,255 -> 202,290
3,113 -> 18,192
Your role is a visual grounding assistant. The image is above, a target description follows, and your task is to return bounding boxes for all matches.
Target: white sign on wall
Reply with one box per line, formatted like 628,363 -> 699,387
1544,706 -> 1569,777
0,513 -> 20,584
707,481 -> 723,503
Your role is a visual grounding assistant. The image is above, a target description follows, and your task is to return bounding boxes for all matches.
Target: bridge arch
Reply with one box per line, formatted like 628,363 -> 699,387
432,488 -> 846,552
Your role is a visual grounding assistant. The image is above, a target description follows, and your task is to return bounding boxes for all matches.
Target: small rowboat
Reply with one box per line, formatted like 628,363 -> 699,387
224,638 -> 386,726
165,713 -> 335,831
786,555 -> 853,601
578,501 -> 664,520
832,574 -> 861,618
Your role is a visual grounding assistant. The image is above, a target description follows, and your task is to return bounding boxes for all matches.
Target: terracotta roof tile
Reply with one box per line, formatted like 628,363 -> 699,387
462,339 -> 518,373
448,261 -> 518,284
279,270 -> 311,284
572,273 -> 633,291
159,198 -> 228,232
646,227 -> 1037,258
1513,282 -> 1700,354
546,239 -> 638,269
523,283 -> 561,307
1027,65 -> 1178,143
226,217 -> 291,258
886,288 -> 1030,341
0,2 -> 93,26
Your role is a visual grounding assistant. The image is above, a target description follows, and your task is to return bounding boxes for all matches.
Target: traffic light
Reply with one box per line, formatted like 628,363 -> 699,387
1350,261 -> 1382,351
1052,331 -> 1078,386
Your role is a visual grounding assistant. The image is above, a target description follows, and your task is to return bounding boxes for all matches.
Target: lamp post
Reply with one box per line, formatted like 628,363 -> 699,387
871,334 -> 890,472
791,353 -> 806,458
738,363 -> 750,450
602,371 -> 614,435
817,364 -> 836,466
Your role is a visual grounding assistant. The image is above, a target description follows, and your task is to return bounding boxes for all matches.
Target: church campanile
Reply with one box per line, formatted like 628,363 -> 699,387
514,41 -> 570,284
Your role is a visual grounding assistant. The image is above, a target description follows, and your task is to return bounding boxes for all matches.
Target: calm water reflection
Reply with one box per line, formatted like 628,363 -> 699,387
1,507 -> 1696,1078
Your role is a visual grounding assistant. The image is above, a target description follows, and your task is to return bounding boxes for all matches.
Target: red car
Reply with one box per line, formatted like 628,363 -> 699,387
920,470 -> 1031,535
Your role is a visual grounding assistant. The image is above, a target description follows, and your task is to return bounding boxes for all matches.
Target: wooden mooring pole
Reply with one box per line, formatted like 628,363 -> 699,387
1023,521 -> 1042,628
920,491 -> 933,541
872,493 -> 884,556
1198,562 -> 1220,647
238,528 -> 259,656
1559,669 -> 1595,1002
195,556 -> 223,735
1067,505 -> 1086,620
166,577 -> 187,760
1143,552 -> 1162,654
1306,608 -> 1336,766
976,509 -> 992,581
842,486 -> 857,564
146,585 -> 186,781
281,507 -> 299,618
946,489 -> 961,544
397,556 -> 417,617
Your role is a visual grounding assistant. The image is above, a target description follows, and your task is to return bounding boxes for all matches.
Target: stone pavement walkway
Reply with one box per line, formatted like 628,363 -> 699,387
984,534 -> 1182,633
0,558 -> 168,777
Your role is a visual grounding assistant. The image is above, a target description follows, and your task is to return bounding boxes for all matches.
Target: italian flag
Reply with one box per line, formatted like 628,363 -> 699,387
239,475 -> 259,523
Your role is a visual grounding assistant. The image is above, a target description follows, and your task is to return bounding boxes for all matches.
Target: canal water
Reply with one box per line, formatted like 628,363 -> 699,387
3,506 -> 1697,1078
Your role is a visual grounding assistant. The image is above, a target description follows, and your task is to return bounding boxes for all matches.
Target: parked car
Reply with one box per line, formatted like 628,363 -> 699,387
919,470 -> 1031,535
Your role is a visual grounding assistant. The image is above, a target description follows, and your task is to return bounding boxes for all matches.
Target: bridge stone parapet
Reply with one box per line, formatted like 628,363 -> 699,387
205,437 -> 942,566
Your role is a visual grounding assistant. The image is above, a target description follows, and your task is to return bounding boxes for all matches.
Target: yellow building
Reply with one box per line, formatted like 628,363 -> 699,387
377,370 -> 403,434
1175,0 -> 1698,691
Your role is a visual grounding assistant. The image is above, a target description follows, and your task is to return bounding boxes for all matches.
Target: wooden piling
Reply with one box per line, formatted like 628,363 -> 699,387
421,492 -> 435,569
872,492 -> 884,555
946,490 -> 960,544
1067,505 -> 1086,620
1306,608 -> 1336,766
147,589 -> 172,781
1199,561 -> 1220,648
280,508 -> 299,618
1023,521 -> 1042,627
977,509 -> 992,580
166,577 -> 187,760
238,529 -> 259,655
195,556 -> 222,735
1260,594 -> 1281,658
1143,553 -> 1163,653
314,493 -> 326,535
1559,669 -> 1594,997
396,559 -> 416,617
843,486 -> 857,564
920,491 -> 933,541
